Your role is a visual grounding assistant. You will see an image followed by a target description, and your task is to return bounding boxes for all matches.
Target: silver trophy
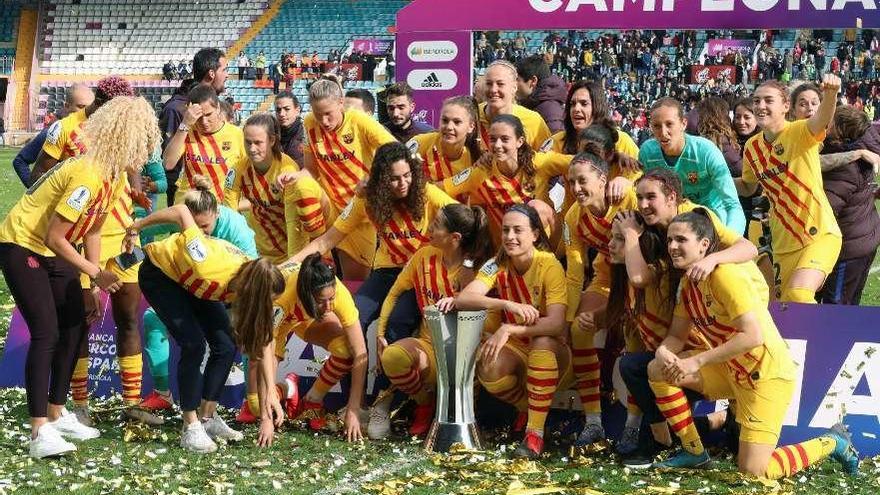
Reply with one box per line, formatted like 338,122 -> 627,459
423,306 -> 486,452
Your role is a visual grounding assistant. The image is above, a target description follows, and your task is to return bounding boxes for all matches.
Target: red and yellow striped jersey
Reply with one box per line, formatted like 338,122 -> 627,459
376,245 -> 466,340
0,157 -> 123,257
741,120 -> 841,255
442,152 -> 570,239
409,132 -> 474,182
477,103 -> 551,152
334,184 -> 457,269
272,262 -> 359,340
284,176 -> 328,257
548,128 -> 640,159
227,153 -> 298,262
42,109 -> 88,161
175,123 -> 246,207
675,262 -> 795,386
475,250 -> 567,339
625,276 -> 707,352
303,109 -> 396,210
145,226 -> 251,302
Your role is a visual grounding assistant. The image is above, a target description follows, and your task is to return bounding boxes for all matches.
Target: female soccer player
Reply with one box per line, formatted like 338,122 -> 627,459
454,204 -> 570,459
372,204 -> 492,438
646,210 -> 858,478
132,204 -> 276,453
271,253 -> 369,442
408,96 -> 482,183
0,96 -> 159,458
735,75 -> 842,303
639,97 -> 745,233
443,115 -> 570,242
226,113 -> 328,263
478,60 -> 551,151
562,147 -> 639,446
553,80 -> 640,158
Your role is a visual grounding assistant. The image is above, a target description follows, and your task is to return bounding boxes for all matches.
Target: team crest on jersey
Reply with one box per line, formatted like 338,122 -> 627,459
66,186 -> 91,212
479,258 -> 498,276
46,122 -> 63,145
222,141 -> 232,152
451,168 -> 472,186
539,138 -> 554,153
272,305 -> 285,329
186,238 -> 208,263
342,133 -> 355,145
687,171 -> 698,184
225,169 -> 236,189
773,143 -> 785,156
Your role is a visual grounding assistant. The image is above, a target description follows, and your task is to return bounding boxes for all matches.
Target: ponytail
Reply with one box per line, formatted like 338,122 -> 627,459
442,95 -> 482,164
230,258 -> 285,358
569,150 -> 610,178
297,253 -> 337,319
438,203 -> 492,269
671,208 -> 719,256
244,112 -> 283,162
184,174 -> 219,216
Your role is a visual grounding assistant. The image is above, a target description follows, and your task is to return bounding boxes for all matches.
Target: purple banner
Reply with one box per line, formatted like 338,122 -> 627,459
396,30 -> 473,128
352,38 -> 394,56
707,38 -> 756,56
397,0 -> 878,31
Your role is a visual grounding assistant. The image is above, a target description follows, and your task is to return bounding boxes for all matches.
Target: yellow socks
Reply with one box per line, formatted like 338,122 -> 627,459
526,349 -> 559,434
119,353 -> 143,406
312,336 -> 353,400
650,380 -> 704,455
765,436 -> 836,479
781,286 -> 817,304
71,357 -> 90,407
481,373 -> 527,412
571,332 -> 601,415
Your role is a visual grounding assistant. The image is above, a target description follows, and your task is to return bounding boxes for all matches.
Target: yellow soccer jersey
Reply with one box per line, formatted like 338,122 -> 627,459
334,184 -> 456,269
272,262 -> 359,341
303,109 -> 396,211
175,123 -> 246,207
677,200 -> 745,249
548,128 -> 640,159
227,153 -> 299,262
145,226 -> 250,302
741,120 -> 841,255
42,109 -> 88,161
409,132 -> 474,182
675,262 -> 795,386
442,152 -> 570,239
476,250 -> 567,337
0,157 -> 123,257
562,188 -> 639,319
377,245 -> 465,340
478,103 -> 551,152
625,276 -> 707,352
284,176 -> 328,258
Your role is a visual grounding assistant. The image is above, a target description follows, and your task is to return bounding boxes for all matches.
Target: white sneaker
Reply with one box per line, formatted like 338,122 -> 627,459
180,421 -> 218,454
202,414 -> 244,442
50,408 -> 100,440
367,389 -> 393,440
29,424 -> 76,459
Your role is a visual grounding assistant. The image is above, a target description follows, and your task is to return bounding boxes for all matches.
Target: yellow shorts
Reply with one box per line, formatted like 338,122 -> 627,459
412,337 -> 438,387
78,235 -> 140,288
327,203 -> 376,269
274,320 -> 311,359
773,233 -> 842,297
699,362 -> 795,446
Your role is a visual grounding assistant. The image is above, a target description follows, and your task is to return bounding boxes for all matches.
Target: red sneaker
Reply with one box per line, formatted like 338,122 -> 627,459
236,400 -> 257,424
140,390 -> 173,411
512,411 -> 528,433
408,403 -> 435,437
282,373 -> 300,419
513,431 -> 544,459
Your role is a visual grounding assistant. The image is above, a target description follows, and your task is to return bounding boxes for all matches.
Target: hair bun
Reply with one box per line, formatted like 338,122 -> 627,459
192,174 -> 212,192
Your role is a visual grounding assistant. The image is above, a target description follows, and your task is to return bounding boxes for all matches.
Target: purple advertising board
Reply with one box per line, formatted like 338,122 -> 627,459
707,38 -> 757,56
395,30 -> 473,128
396,0 -> 878,31
352,38 -> 394,56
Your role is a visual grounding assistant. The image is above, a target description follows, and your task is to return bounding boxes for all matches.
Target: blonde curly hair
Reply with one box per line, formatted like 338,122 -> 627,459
81,96 -> 161,179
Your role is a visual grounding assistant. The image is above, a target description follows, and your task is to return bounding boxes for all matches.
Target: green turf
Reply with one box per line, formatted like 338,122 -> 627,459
0,145 -> 878,494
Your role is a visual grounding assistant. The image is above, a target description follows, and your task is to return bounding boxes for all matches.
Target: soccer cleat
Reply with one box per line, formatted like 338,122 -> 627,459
50,409 -> 100,441
180,421 -> 217,454
654,448 -> 711,469
72,406 -> 94,427
513,431 -> 544,459
616,425 -> 640,456
828,423 -> 860,476
575,422 -> 606,447
408,403 -> 435,437
140,390 -> 174,411
367,389 -> 394,440
621,449 -> 654,469
292,400 -> 326,431
124,406 -> 165,426
512,411 -> 528,434
203,414 -> 244,442
29,424 -> 76,459
283,373 -> 300,419
236,400 -> 258,424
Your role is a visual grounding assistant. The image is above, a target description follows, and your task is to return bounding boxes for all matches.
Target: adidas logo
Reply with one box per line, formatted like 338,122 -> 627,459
421,72 -> 442,88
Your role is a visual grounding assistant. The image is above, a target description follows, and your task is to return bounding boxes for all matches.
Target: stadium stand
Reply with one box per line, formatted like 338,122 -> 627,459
0,3 -> 21,75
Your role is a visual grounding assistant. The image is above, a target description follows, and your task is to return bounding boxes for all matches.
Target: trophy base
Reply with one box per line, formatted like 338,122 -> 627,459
424,421 -> 482,453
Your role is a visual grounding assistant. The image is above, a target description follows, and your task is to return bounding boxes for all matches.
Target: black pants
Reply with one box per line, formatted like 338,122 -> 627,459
0,243 -> 86,417
139,258 -> 235,412
818,249 -> 877,305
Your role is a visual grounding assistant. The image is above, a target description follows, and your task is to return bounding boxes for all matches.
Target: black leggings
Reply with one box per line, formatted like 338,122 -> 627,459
0,243 -> 86,417
138,257 -> 235,412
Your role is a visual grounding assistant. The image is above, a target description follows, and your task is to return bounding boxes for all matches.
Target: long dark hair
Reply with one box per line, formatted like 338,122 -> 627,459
437,203 -> 492,269
244,112 -> 283,162
365,141 -> 426,226
230,258 -> 286,357
667,208 -> 720,299
296,253 -> 337,319
495,203 -> 552,265
562,80 -> 614,154
635,168 -> 684,205
442,95 -> 482,164
489,114 -> 537,193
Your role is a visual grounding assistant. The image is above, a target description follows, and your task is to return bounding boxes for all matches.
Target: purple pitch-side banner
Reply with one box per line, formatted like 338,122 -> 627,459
396,30 -> 473,128
352,38 -> 394,56
396,0 -> 878,31
707,38 -> 757,56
